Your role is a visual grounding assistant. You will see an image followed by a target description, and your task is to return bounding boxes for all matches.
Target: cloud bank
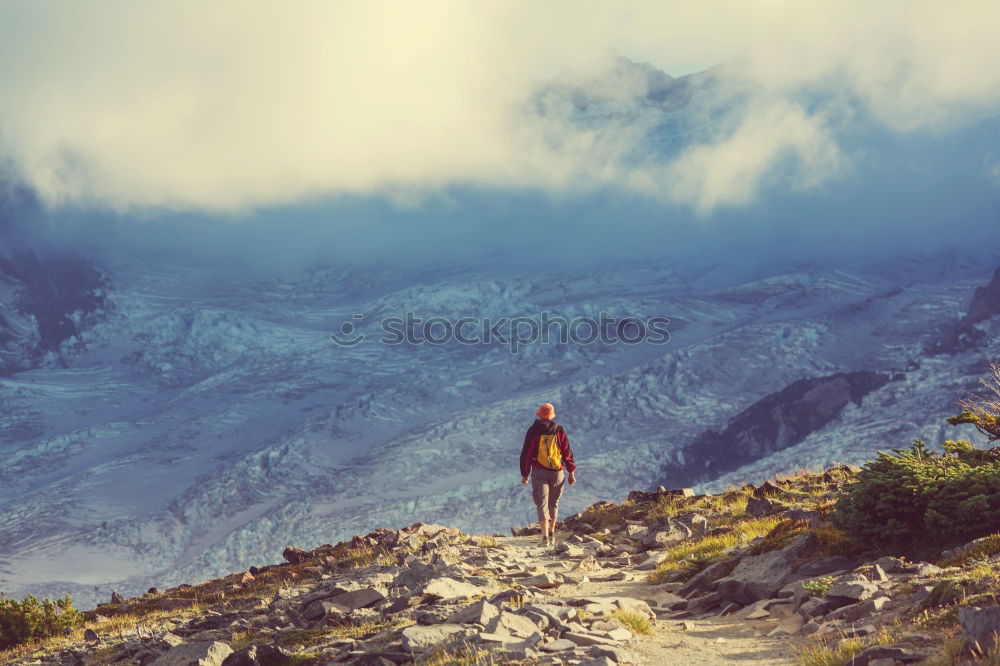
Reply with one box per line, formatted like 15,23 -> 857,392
0,0 -> 998,214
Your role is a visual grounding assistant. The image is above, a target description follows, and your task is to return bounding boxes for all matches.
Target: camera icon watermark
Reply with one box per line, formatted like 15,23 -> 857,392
330,311 -> 670,354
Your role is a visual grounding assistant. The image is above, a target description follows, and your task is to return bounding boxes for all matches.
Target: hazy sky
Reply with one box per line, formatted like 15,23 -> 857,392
0,0 -> 998,218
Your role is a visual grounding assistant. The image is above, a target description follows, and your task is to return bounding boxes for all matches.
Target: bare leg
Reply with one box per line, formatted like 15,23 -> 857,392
539,521 -> 549,539
549,517 -> 556,536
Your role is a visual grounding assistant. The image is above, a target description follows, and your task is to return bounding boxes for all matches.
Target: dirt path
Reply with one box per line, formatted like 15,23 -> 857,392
494,533 -> 801,665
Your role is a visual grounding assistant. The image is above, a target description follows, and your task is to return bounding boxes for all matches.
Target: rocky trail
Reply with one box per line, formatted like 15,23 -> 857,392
495,532 -> 800,664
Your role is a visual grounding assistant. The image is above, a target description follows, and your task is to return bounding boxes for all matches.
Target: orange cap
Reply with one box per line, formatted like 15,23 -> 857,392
536,403 -> 555,419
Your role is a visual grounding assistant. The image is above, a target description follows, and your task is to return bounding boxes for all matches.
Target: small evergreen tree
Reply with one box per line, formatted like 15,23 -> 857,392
0,594 -> 82,650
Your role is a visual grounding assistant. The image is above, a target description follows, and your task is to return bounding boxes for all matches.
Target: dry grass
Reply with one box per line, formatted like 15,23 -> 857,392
646,515 -> 785,583
611,609 -> 653,635
415,641 -> 509,665
796,625 -> 898,666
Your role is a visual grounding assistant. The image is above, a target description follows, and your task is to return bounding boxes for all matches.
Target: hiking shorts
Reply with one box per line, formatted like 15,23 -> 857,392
531,467 -> 565,523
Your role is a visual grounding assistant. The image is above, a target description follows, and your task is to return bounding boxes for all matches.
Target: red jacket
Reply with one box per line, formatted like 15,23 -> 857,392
520,418 -> 575,477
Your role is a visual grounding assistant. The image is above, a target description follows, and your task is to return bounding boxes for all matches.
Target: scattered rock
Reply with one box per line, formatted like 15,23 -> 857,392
959,605 -> 1000,650
716,533 -> 818,604
447,600 -> 501,626
110,591 -> 125,604
220,645 -> 290,666
797,556 -> 859,577
401,625 -> 472,651
150,641 -> 234,666
827,578 -> 878,602
540,639 -> 577,652
766,614 -> 805,637
851,645 -> 926,666
521,573 -> 563,589
423,577 -> 484,601
282,546 -> 309,565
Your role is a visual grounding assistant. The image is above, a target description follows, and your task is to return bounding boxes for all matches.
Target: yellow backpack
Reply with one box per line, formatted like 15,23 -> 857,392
537,431 -> 563,470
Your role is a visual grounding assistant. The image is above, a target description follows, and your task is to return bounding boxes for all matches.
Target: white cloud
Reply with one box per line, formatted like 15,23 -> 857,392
0,0 -> 997,213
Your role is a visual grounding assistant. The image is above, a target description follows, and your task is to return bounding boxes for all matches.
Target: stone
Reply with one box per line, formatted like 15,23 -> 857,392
681,513 -> 710,539
745,496 -> 780,517
850,645 -> 925,665
578,658 -> 617,666
678,558 -> 741,598
572,556 -> 603,572
220,645 -> 290,666
540,639 -> 577,652
908,585 -> 936,604
151,641 -> 234,666
327,587 -> 385,611
447,600 -> 501,626
744,607 -> 770,620
798,596 -> 851,618
110,591 -> 125,604
282,546 -> 309,565
240,572 -> 255,585
960,606 -> 1000,650
873,556 -> 905,573
487,611 -> 543,639
521,573 -> 563,589
767,603 -> 793,618
401,625 -> 472,651
825,596 -> 889,623
801,621 -> 822,635
423,577 -> 484,601
902,562 -> 943,576
647,591 -> 687,610
556,543 -> 586,558
686,592 -> 721,614
590,645 -> 637,663
797,556 -> 859,577
636,552 -> 670,571
827,579 -> 878,602
767,614 -> 805,636
715,533 -> 818,604
643,518 -> 692,547
606,627 -> 633,642
564,631 -> 619,647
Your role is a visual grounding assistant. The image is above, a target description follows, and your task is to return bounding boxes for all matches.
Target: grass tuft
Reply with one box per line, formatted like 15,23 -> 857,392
611,609 -> 653,635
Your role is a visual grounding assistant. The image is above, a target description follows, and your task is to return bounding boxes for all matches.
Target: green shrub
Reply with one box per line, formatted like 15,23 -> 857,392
0,594 -> 82,650
832,439 -> 1000,553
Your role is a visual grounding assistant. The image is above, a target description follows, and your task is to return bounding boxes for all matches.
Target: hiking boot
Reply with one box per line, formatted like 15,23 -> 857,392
540,536 -> 550,549
546,534 -> 555,548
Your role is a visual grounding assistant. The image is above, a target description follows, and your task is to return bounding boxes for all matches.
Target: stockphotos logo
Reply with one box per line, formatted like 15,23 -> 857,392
329,311 -> 670,354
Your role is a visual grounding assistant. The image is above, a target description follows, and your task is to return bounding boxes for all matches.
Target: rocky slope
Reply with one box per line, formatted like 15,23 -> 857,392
8,467 -> 1000,665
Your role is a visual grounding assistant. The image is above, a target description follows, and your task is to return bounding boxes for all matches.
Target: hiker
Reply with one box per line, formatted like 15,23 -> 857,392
520,402 -> 576,548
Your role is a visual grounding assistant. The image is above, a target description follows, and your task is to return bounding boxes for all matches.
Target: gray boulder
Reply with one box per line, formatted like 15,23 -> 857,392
959,605 -> 1000,650
220,645 -> 290,666
679,557 -> 741,598
151,641 -> 234,666
797,556 -> 858,577
716,533 -> 818,604
447,600 -> 501,625
423,577 -> 484,600
827,578 -> 878,602
401,625 -> 473,651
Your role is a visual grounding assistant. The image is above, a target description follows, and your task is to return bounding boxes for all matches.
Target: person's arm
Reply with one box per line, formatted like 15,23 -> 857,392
519,428 -> 534,482
559,427 -> 576,483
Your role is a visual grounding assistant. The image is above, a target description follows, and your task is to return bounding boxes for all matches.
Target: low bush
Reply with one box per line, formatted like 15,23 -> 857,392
0,594 -> 82,650
832,439 -> 1000,554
